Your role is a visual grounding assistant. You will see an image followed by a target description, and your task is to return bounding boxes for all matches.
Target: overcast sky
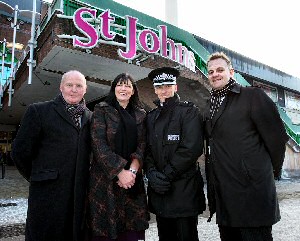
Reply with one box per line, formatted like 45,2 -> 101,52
45,0 -> 300,78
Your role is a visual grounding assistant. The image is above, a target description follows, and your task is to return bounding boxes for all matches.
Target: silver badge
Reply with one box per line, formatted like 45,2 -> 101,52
167,134 -> 180,141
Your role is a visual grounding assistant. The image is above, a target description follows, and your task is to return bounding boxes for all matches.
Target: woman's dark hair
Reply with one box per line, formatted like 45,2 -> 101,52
105,73 -> 142,108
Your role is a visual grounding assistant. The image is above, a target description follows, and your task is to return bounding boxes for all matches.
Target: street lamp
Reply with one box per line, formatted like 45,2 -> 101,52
6,42 -> 24,50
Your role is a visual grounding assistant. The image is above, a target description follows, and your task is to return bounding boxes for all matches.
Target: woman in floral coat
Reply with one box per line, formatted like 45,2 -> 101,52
87,73 -> 149,241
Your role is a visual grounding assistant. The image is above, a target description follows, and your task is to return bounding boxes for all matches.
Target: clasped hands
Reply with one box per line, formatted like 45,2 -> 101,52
117,158 -> 139,189
117,169 -> 136,189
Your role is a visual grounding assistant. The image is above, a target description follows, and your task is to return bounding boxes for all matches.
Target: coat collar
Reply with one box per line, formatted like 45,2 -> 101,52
229,82 -> 241,94
81,109 -> 91,128
206,83 -> 241,135
99,101 -> 146,125
53,95 -> 90,130
153,93 -> 180,108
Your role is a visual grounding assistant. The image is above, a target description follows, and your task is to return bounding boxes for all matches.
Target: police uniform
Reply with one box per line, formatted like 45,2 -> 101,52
145,67 -> 206,241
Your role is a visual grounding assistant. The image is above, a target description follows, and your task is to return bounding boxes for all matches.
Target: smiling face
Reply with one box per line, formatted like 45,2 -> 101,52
115,80 -> 135,107
154,84 -> 177,103
207,58 -> 234,90
60,71 -> 87,104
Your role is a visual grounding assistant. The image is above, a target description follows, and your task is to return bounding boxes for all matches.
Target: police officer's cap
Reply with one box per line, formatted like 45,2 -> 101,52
148,67 -> 180,87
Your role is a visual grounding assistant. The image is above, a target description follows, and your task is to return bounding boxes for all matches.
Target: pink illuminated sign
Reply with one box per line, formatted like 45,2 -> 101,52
61,7 -> 195,72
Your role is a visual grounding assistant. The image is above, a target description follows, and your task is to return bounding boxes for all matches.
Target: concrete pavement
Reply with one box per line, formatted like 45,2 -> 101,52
1,166 -> 300,241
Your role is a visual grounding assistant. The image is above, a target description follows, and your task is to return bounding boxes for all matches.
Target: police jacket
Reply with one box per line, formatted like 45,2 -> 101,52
145,93 -> 206,218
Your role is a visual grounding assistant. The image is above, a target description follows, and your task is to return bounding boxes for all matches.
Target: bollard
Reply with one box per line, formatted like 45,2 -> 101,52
1,162 -> 5,179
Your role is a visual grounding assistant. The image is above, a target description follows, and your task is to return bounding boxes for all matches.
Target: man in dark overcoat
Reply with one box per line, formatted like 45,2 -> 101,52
204,52 -> 289,241
11,70 -> 92,241
144,67 -> 206,241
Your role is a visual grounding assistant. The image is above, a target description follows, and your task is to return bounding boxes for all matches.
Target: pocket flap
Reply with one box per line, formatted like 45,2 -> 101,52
31,169 -> 59,181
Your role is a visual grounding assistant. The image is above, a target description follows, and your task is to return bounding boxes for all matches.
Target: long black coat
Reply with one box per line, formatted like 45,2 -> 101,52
145,94 -> 206,218
205,84 -> 288,227
11,96 -> 92,241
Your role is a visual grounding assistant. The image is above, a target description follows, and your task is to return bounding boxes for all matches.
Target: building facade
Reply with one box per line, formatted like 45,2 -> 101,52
0,0 -> 299,176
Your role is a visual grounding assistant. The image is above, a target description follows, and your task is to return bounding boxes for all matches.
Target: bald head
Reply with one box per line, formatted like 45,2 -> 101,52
61,70 -> 86,86
60,70 -> 87,104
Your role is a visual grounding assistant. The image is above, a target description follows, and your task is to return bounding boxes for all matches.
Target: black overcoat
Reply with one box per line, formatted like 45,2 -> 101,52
205,84 -> 288,227
11,96 -> 92,241
145,94 -> 206,218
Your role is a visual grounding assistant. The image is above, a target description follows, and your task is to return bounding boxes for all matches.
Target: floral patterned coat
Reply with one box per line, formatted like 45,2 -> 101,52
87,102 -> 149,239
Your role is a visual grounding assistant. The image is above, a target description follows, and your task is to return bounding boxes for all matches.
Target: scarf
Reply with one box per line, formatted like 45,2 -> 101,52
210,78 -> 236,119
60,94 -> 86,128
114,101 -> 142,195
114,101 -> 138,165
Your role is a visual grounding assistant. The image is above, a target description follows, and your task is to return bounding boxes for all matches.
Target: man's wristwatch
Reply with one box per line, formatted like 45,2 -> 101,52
129,168 -> 138,175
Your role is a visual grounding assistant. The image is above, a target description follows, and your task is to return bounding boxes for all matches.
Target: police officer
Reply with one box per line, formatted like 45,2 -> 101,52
145,67 -> 206,241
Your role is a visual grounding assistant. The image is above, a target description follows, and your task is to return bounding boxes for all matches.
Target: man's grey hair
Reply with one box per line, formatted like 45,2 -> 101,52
61,70 -> 87,85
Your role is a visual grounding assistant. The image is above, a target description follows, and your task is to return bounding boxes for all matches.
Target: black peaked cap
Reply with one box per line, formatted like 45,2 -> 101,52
148,67 -> 180,86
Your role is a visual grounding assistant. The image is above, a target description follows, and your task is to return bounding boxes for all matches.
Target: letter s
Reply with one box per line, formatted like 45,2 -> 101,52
73,7 -> 98,48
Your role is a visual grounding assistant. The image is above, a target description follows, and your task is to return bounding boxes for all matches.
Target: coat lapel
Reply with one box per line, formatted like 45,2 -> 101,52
99,102 -> 120,123
203,100 -> 212,136
81,109 -> 91,128
210,84 -> 241,132
135,108 -> 146,125
53,95 -> 92,130
211,97 -> 228,131
53,96 -> 77,128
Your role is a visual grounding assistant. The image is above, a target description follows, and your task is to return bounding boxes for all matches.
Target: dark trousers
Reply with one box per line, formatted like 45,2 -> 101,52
156,216 -> 199,241
218,225 -> 273,241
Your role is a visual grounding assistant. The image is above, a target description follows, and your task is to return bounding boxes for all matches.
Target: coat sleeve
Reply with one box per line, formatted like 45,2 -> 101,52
130,117 -> 146,168
90,105 -> 128,180
250,88 -> 288,175
11,104 -> 42,181
164,106 -> 204,180
144,145 -> 155,173
144,113 -> 156,172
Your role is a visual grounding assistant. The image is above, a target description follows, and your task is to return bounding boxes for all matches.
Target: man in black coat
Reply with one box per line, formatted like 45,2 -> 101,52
11,70 -> 92,241
205,52 -> 288,241
145,67 -> 206,241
